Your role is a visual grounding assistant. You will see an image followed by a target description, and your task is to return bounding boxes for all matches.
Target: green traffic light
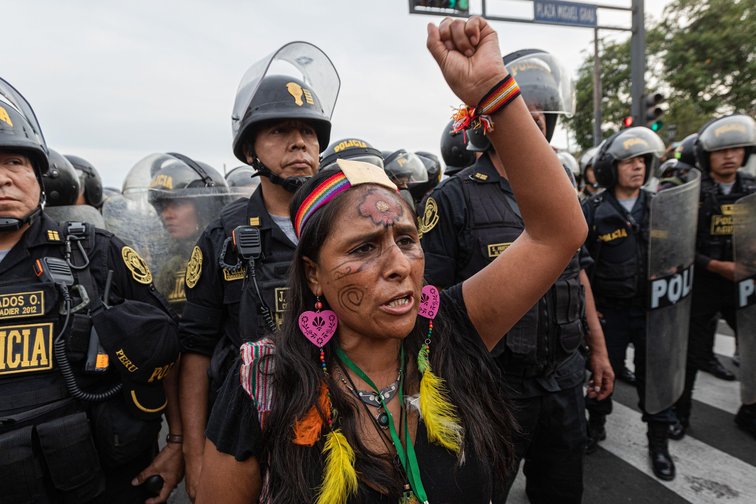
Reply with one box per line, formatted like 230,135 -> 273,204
651,120 -> 663,132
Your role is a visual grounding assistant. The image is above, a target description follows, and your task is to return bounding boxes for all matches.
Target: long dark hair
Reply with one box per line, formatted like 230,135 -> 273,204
260,168 -> 516,502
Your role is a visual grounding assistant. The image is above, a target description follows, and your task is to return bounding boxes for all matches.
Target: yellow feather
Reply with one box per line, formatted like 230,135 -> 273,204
315,429 -> 358,504
419,369 -> 463,454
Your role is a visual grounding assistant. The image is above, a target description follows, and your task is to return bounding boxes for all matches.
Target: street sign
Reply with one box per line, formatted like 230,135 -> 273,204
534,0 -> 597,28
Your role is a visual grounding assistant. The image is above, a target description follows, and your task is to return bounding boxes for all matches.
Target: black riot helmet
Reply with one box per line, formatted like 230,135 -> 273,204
231,42 -> 340,193
440,119 -> 476,175
382,149 -> 428,190
43,149 -> 81,207
505,49 -> 574,143
465,49 -> 575,152
694,114 -> 756,172
674,134 -> 699,169
320,138 -> 384,171
65,154 -> 104,207
145,153 -> 228,206
225,165 -> 260,196
232,75 -> 331,162
0,78 -> 49,232
410,151 -> 444,203
593,127 -> 665,189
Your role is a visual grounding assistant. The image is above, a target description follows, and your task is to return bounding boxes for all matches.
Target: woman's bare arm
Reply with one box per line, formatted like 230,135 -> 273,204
195,440 -> 261,504
427,17 -> 587,347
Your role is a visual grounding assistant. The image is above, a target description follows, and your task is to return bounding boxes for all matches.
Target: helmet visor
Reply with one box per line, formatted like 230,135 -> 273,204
385,151 -> 428,187
0,77 -> 46,149
505,52 -> 575,116
606,127 -> 665,161
699,115 -> 756,153
232,41 -> 340,139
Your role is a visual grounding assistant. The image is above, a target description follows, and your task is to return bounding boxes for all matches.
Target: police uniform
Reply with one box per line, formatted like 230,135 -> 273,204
582,188 -> 677,423
419,153 -> 589,504
0,212 -> 178,503
675,170 -> 756,421
179,187 -> 296,399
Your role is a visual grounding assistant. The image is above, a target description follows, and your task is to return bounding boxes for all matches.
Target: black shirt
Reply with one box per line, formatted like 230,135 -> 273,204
206,285 -> 495,504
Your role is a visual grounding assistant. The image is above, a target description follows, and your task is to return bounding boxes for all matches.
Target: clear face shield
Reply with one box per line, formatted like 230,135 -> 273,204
610,128 -> 666,179
384,151 -> 428,189
231,41 -> 341,140
699,115 -> 756,153
505,52 -> 576,116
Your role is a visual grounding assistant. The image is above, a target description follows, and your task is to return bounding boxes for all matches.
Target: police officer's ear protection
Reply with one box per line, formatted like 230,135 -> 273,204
166,152 -> 216,188
593,131 -> 622,189
693,117 -> 719,173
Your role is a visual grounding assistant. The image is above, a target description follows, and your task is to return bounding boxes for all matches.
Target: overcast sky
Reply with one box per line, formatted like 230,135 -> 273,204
3,0 -> 672,188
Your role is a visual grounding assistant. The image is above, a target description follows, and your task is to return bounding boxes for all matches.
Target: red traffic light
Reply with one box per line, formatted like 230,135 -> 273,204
623,116 -> 634,128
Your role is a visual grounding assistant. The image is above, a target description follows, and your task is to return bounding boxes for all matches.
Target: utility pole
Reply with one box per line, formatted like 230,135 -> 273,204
592,27 -> 602,146
630,0 -> 646,126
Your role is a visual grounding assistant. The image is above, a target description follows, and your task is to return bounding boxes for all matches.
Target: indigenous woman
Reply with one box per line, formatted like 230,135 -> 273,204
196,16 -> 587,504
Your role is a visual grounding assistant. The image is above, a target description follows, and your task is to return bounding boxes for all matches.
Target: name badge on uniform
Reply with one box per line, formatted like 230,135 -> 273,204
274,287 -> 289,329
0,291 -> 45,320
487,242 -> 511,258
223,268 -> 246,282
0,322 -> 54,375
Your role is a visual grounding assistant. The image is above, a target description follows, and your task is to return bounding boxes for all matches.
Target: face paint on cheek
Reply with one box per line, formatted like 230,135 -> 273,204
357,189 -> 404,227
337,285 -> 365,313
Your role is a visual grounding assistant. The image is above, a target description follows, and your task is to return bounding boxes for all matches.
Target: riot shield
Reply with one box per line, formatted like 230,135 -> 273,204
645,169 -> 701,414
103,153 -> 243,313
733,192 -> 756,405
45,205 -> 105,228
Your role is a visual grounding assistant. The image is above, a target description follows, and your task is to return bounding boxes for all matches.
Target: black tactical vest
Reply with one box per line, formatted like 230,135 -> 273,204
697,173 -> 756,262
585,191 -> 649,304
459,171 -> 584,370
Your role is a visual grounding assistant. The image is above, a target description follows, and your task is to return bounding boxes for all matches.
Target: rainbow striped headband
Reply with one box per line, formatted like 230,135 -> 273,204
294,159 -> 397,237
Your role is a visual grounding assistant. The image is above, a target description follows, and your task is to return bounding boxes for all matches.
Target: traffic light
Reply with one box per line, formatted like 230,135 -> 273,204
645,93 -> 665,132
623,116 -> 634,128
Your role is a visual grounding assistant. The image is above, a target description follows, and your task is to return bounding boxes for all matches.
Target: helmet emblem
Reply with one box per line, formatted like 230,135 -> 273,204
623,137 -> 648,150
0,106 -> 13,127
287,82 -> 305,106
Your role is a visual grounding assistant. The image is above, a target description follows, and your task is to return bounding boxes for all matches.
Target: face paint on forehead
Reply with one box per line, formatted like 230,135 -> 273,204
356,188 -> 404,227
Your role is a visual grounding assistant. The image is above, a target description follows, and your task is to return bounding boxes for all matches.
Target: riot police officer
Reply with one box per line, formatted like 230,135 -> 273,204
673,114 -> 756,438
419,49 -> 613,504
144,153 -> 230,313
0,79 -> 183,503
225,165 -> 260,197
583,126 -> 695,481
410,150 -> 443,204
439,118 -> 476,176
65,154 -> 105,208
177,42 -> 339,500
579,146 -> 601,200
320,137 -> 384,171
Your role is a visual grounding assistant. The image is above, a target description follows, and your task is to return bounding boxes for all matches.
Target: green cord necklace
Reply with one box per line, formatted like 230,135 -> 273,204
335,345 -> 429,504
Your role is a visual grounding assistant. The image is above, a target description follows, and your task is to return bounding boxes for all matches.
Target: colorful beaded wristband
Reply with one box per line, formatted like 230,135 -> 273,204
451,74 -> 521,135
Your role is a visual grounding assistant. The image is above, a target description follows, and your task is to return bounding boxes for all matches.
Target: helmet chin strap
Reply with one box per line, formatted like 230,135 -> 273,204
251,159 -> 309,194
0,207 -> 42,233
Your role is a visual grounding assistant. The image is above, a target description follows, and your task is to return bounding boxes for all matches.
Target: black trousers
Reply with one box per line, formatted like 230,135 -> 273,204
675,275 -> 738,421
493,383 -> 586,504
585,305 -> 676,424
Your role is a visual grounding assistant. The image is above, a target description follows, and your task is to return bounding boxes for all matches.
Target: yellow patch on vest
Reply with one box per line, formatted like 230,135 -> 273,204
223,268 -> 246,282
0,322 -> 53,375
598,228 -> 628,242
185,246 -> 202,289
0,291 -> 45,320
487,242 -> 512,258
121,246 -> 153,284
418,197 -> 440,236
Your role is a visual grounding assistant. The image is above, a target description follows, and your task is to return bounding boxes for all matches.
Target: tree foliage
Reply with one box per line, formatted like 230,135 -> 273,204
566,0 -> 756,151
